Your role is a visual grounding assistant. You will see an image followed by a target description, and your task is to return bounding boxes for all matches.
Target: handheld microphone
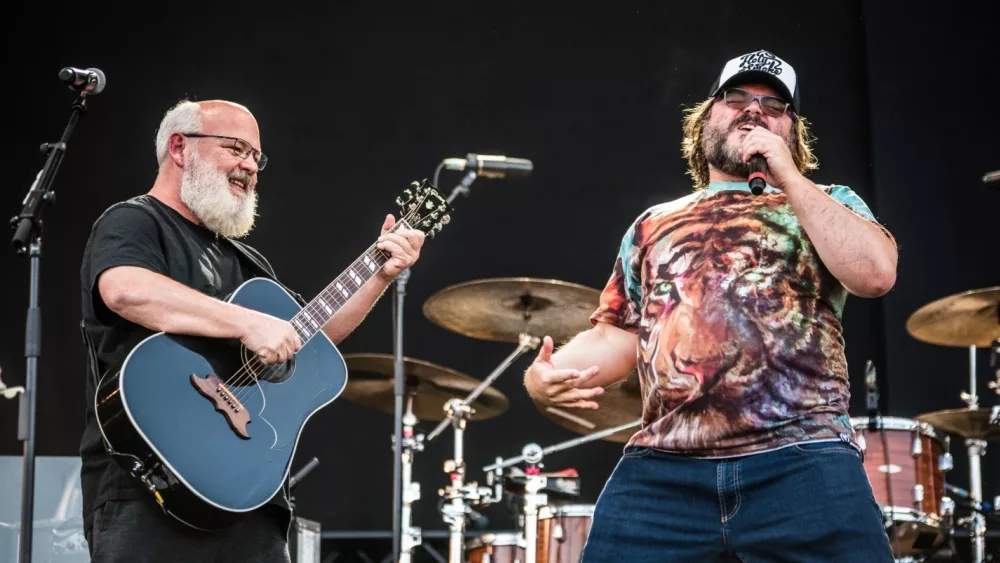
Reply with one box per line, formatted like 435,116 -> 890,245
58,67 -> 106,95
865,360 -> 879,430
748,155 -> 767,195
442,154 -> 533,180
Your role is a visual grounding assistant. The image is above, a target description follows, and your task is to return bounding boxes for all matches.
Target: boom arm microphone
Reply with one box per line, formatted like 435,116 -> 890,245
442,153 -> 533,179
58,67 -> 106,95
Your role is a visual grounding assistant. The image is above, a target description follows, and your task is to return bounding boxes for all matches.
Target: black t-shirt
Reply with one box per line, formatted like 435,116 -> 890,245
78,194 -> 302,532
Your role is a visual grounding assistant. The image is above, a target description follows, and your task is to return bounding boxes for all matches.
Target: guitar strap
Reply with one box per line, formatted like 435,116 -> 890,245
223,238 -> 309,308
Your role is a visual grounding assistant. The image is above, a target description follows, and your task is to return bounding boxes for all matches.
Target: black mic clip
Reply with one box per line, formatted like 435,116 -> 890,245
865,360 -> 879,431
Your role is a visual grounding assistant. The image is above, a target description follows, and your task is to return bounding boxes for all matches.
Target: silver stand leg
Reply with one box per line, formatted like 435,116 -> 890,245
520,445 -> 547,563
440,410 -> 470,563
966,438 -> 987,563
399,400 -> 424,563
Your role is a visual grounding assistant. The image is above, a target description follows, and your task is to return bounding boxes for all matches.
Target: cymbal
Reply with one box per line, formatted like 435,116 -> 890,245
915,408 -> 1000,440
906,287 -> 1000,347
342,353 -> 509,422
534,371 -> 643,443
422,277 -> 602,344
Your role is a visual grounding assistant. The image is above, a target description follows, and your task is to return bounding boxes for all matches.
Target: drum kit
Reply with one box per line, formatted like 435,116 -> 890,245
336,278 -> 1000,563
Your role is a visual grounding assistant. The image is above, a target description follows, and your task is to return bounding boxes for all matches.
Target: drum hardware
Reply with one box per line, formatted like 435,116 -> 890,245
340,353 -> 510,563
396,402 -> 424,563
519,444 -> 548,563
426,333 -> 540,563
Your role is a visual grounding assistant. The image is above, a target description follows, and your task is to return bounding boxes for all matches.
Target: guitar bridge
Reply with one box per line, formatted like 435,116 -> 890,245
190,374 -> 251,439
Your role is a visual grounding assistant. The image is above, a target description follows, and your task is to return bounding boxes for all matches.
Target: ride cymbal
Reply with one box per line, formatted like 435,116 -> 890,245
422,277 -> 602,344
906,287 -> 1000,348
342,353 -> 508,421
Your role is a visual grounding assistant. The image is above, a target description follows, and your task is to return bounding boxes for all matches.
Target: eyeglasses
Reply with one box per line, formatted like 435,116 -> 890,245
182,133 -> 268,170
719,88 -> 790,117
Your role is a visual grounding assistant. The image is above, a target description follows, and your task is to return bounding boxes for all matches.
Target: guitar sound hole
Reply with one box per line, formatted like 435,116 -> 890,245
259,358 -> 295,384
238,343 -> 295,385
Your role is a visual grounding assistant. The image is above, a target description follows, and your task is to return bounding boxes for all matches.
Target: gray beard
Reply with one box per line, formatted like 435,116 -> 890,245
180,151 -> 257,238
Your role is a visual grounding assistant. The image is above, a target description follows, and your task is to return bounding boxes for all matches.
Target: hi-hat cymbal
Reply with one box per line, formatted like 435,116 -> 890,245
915,408 -> 1000,441
534,371 -> 643,443
422,277 -> 602,344
342,354 -> 508,421
906,287 -> 1000,347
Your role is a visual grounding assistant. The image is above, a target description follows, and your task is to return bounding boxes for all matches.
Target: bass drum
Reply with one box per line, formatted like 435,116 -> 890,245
851,416 -> 951,558
467,533 -> 526,563
536,504 -> 594,563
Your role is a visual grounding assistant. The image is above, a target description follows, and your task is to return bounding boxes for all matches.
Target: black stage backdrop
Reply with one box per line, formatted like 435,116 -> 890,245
2,0 -> 997,555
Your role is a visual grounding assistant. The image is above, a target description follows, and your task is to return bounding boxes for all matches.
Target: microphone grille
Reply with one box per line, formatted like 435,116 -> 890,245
88,68 -> 107,94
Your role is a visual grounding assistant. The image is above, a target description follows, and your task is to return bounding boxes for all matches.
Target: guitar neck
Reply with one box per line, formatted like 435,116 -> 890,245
288,222 -> 407,342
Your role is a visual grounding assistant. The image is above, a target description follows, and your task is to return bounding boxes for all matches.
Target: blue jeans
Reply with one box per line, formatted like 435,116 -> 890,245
581,440 -> 894,562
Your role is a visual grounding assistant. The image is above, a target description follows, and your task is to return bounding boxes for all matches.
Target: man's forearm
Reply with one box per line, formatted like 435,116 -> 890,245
783,176 -> 898,297
524,323 -> 637,399
99,266 -> 251,338
321,272 -> 392,344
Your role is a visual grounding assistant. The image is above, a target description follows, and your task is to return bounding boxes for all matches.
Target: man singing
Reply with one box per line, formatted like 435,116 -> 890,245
79,99 -> 425,562
525,50 -> 897,561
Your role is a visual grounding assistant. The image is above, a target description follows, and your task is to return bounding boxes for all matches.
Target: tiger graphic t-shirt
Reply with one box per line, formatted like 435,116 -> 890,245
590,181 -> 894,457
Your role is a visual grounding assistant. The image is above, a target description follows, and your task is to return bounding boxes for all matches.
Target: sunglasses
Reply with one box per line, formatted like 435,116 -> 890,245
720,88 -> 790,117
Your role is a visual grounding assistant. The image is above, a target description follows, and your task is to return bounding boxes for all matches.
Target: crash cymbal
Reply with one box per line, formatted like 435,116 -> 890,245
342,353 -> 508,422
915,408 -> 1000,441
422,277 -> 602,344
534,371 -> 642,443
906,287 -> 1000,347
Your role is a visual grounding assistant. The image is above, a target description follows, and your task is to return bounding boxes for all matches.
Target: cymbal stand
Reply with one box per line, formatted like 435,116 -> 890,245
519,444 -> 548,563
484,419 -> 643,472
396,397 -> 424,563
957,345 -> 987,563
429,332 -> 540,563
989,338 -> 999,426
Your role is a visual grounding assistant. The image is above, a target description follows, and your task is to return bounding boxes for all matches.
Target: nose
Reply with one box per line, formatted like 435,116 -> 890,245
743,98 -> 764,116
238,155 -> 258,175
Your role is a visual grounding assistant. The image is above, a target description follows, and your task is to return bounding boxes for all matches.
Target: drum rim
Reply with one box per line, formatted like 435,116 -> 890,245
849,416 -> 940,440
539,503 -> 596,519
880,506 -> 943,524
466,532 -> 526,549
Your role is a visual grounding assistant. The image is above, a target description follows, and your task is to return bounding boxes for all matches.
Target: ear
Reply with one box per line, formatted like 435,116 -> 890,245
167,133 -> 188,167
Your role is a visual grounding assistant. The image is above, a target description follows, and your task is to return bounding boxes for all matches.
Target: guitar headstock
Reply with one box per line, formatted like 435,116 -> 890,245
395,179 -> 451,238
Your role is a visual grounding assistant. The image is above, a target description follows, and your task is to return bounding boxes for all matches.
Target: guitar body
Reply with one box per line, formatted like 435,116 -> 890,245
95,278 -> 347,530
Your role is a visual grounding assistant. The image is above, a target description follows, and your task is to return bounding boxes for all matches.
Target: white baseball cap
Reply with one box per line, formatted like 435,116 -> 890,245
709,49 -> 800,112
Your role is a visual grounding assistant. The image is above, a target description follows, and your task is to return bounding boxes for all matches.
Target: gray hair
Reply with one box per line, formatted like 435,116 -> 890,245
155,100 -> 201,164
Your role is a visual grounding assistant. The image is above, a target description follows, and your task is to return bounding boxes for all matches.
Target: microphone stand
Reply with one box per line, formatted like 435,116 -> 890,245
391,268 -> 409,562
389,160 -> 478,562
10,90 -> 90,563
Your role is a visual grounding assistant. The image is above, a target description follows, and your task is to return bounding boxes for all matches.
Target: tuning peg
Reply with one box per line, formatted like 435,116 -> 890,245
441,214 -> 451,225
395,197 -> 404,207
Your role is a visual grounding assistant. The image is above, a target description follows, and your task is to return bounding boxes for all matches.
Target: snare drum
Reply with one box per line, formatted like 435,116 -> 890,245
536,504 -> 594,563
851,416 -> 950,556
467,533 -> 526,563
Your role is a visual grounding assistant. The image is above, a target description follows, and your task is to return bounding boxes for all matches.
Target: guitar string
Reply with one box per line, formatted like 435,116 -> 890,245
226,240 -> 392,406
221,207 -> 429,406
223,226 -> 401,404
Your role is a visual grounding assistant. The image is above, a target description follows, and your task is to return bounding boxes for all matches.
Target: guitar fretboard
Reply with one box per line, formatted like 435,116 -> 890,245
288,222 -> 408,342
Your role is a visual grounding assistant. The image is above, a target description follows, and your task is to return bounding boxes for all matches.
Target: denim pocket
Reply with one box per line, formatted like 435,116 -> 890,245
792,441 -> 862,460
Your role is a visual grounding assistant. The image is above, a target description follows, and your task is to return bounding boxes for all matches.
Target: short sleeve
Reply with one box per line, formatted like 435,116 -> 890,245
82,205 -> 169,322
826,184 -> 897,247
589,217 -> 644,333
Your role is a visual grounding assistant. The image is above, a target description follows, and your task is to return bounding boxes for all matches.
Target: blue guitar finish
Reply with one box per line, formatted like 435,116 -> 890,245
94,180 -> 450,530
96,279 -> 346,529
